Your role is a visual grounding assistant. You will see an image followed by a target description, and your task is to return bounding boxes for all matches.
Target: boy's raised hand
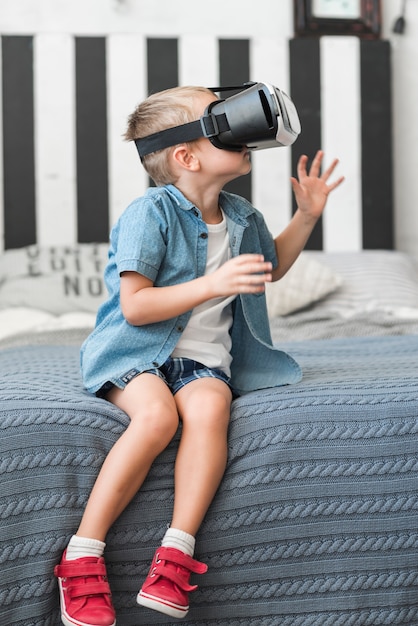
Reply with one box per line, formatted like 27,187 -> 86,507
290,150 -> 344,220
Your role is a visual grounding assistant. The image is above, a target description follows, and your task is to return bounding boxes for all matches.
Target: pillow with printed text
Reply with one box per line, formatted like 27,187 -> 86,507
0,244 -> 109,315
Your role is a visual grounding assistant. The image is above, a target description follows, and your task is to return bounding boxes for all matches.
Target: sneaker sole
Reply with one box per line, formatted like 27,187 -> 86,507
137,591 -> 188,619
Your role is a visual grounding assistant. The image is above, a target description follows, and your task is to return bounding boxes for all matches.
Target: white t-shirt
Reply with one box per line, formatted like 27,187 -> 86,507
171,210 -> 234,374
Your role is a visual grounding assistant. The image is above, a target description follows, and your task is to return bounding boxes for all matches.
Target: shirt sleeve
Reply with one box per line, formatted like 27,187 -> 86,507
112,197 -> 167,282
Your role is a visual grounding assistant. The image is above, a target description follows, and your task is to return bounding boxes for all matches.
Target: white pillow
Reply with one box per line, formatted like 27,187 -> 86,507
0,306 -> 96,340
0,307 -> 54,340
304,250 -> 418,317
0,244 -> 109,315
265,253 -> 342,316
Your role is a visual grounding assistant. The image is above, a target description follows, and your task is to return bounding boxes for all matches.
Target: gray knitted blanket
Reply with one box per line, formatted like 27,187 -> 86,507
1,332 -> 418,625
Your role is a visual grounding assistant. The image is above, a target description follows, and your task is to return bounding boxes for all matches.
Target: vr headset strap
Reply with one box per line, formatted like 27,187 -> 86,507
135,111 -> 230,158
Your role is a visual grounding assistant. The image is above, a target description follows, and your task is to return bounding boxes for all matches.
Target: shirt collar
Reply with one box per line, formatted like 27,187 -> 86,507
164,184 -> 196,211
163,184 -> 254,224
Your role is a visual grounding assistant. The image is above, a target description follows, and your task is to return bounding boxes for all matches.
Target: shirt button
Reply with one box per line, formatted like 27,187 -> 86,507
176,325 -> 184,332
199,232 -> 208,239
152,361 -> 159,367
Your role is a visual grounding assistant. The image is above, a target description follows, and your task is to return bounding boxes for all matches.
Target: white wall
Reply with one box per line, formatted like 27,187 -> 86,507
381,1 -> 418,254
0,0 -> 417,254
0,0 -> 293,37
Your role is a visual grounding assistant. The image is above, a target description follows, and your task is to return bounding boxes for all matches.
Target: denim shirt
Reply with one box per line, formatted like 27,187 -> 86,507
80,184 -> 302,395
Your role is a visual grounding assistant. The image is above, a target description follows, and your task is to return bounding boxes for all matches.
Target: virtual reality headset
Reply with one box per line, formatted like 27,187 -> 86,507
135,82 -> 301,158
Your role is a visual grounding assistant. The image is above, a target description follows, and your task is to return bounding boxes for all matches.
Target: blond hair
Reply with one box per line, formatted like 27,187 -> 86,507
125,86 -> 215,186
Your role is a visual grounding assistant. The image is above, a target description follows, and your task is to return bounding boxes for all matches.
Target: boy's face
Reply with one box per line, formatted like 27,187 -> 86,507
191,93 -> 252,184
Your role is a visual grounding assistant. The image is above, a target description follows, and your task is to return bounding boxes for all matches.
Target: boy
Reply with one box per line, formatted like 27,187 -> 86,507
54,85 -> 343,626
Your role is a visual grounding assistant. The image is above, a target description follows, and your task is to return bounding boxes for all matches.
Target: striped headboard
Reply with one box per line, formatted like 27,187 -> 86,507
0,34 -> 393,252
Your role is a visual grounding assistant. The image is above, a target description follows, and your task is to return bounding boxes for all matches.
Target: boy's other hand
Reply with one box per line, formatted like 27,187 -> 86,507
209,254 -> 272,297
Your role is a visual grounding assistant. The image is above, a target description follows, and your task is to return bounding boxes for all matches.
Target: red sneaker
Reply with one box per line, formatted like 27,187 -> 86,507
137,546 -> 208,618
54,550 -> 116,626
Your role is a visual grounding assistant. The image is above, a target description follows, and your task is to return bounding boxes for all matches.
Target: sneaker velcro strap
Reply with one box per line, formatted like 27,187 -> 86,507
68,581 -> 112,599
153,562 -> 198,592
157,547 -> 208,574
54,561 -> 108,578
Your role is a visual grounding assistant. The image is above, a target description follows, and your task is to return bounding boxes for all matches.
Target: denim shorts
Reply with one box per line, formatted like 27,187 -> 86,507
144,357 -> 231,395
97,357 -> 231,398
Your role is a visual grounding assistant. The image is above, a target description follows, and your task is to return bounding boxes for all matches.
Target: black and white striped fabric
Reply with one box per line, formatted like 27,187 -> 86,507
0,35 -> 392,251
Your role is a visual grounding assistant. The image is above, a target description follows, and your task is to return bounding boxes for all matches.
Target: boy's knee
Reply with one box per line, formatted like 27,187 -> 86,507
132,401 -> 179,440
188,390 -> 231,428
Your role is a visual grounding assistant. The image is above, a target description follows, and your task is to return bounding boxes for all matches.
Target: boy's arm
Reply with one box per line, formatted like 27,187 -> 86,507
120,254 -> 273,326
272,150 -> 344,281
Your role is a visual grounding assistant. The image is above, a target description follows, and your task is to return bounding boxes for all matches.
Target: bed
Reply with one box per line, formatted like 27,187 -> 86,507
1,245 -> 418,626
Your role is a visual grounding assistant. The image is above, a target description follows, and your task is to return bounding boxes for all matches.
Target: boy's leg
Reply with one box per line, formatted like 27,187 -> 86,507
77,373 -> 179,539
172,377 -> 232,535
55,373 -> 179,626
137,378 -> 231,618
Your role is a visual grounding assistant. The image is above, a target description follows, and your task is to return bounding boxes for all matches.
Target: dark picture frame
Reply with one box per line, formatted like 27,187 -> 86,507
294,0 -> 381,39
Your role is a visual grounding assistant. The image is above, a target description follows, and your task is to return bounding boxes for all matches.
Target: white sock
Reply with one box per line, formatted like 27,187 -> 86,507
161,528 -> 195,557
65,535 -> 106,561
